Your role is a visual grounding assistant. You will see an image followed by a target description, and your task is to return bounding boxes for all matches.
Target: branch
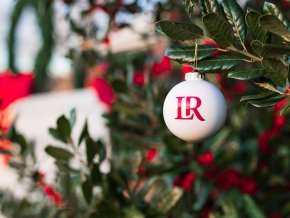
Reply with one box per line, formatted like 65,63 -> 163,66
224,47 -> 263,62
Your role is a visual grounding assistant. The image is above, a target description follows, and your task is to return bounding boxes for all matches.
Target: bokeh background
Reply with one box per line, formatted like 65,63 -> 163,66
0,0 -> 290,217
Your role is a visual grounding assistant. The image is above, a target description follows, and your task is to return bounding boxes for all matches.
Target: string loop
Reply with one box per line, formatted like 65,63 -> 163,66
194,40 -> 198,69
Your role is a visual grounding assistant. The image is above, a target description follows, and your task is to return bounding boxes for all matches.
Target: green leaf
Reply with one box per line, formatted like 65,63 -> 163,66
204,0 -> 220,14
260,15 -> 290,42
82,177 -> 93,204
48,128 -> 63,142
10,129 -> 28,154
123,207 -> 144,218
251,40 -> 263,56
165,44 -> 217,63
78,119 -> 89,146
280,99 -> 290,115
253,79 -> 281,94
183,0 -> 195,19
246,10 -> 268,43
203,13 -> 234,48
262,59 -> 288,87
86,138 -> 99,166
195,55 -> 242,72
91,163 -> 102,185
193,186 -> 210,210
198,0 -> 208,16
163,134 -> 184,153
98,140 -> 107,164
243,195 -> 265,218
0,148 -> 11,155
260,44 -> 290,58
112,80 -> 128,93
228,68 -> 266,80
240,92 -> 276,102
263,2 -> 289,29
69,108 -> 76,127
45,146 -> 73,161
156,188 -> 183,213
248,95 -> 286,108
156,21 -> 204,41
57,115 -> 72,142
222,0 -> 247,43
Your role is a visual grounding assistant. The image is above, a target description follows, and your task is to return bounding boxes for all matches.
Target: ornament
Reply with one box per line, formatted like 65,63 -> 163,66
163,72 -> 227,142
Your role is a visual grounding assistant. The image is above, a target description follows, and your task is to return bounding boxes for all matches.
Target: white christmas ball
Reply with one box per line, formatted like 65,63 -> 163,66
163,72 -> 227,142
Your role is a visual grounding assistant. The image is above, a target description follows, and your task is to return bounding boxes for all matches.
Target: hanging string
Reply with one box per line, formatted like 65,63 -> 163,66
194,39 -> 198,69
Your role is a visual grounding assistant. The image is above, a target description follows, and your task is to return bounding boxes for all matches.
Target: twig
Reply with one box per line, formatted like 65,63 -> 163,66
227,47 -> 262,62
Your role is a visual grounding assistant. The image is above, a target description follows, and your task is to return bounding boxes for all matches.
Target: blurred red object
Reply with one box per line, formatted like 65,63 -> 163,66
0,139 -> 12,165
146,148 -> 157,161
89,78 -> 115,108
238,177 -> 257,195
181,64 -> 194,77
215,169 -> 240,190
258,96 -> 288,154
0,72 -> 34,110
197,151 -> 214,166
133,70 -> 146,86
0,109 -> 12,132
102,36 -> 110,46
38,172 -> 65,207
202,39 -> 221,57
150,56 -> 172,77
173,172 -> 196,191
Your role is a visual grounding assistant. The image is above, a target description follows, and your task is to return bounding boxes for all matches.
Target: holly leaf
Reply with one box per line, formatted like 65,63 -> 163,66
222,0 -> 247,43
165,44 -> 217,63
198,0 -> 207,16
10,128 -> 28,155
260,44 -> 290,58
251,40 -> 263,56
262,59 -> 288,87
240,92 -> 277,102
48,128 -> 64,142
247,94 -> 286,108
56,115 -> 72,143
45,146 -> 74,161
98,140 -> 107,164
263,1 -> 289,29
78,119 -> 89,146
246,10 -> 268,43
91,163 -> 102,185
112,79 -> 128,93
183,0 -> 195,19
243,196 -> 265,218
193,186 -> 210,210
82,177 -> 93,204
156,21 -> 204,41
228,68 -> 266,80
195,55 -> 242,72
204,0 -> 220,14
260,15 -> 290,42
69,108 -> 76,127
86,137 -> 99,166
253,79 -> 281,94
203,13 -> 234,48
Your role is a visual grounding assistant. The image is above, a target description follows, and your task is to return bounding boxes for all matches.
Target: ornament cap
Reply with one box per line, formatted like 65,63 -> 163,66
185,72 -> 204,81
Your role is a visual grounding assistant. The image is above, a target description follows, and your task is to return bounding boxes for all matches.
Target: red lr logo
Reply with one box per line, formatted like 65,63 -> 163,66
175,96 -> 205,121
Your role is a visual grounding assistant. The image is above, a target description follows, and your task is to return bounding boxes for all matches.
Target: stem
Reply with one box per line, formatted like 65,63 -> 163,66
226,47 -> 262,62
68,138 -> 90,174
